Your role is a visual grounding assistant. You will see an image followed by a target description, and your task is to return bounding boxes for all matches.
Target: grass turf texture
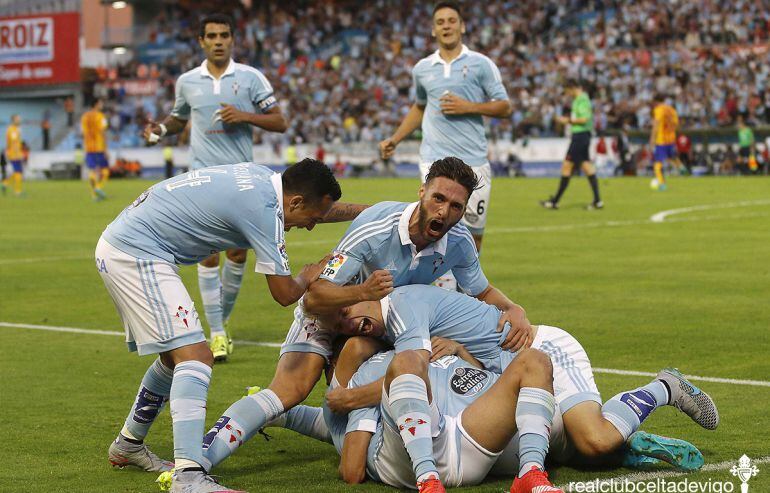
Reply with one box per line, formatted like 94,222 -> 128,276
1,176 -> 768,493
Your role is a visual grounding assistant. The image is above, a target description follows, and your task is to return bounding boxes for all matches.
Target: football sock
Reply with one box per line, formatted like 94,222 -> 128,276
221,258 -> 245,322
197,264 -> 225,337
602,380 -> 669,440
100,166 -> 110,186
388,374 -> 438,483
202,388 -> 284,469
654,162 -> 665,184
516,387 -> 556,477
587,173 -> 601,202
279,405 -> 332,444
121,358 -> 173,441
553,176 -> 570,203
170,360 -> 211,469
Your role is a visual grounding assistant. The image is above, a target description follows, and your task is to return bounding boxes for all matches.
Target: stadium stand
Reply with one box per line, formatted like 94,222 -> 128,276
74,0 -> 770,151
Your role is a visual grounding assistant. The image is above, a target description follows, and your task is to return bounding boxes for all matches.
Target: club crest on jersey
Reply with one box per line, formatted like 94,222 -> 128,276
462,64 -> 468,79
432,255 -> 445,274
232,81 -> 240,95
450,367 -> 488,396
322,253 -> 348,279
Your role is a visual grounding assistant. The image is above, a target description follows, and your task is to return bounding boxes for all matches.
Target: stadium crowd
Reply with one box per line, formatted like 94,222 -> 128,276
89,0 -> 770,147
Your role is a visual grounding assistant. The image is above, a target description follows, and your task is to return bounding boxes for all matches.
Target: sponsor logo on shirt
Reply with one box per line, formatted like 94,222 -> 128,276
450,367 -> 488,396
322,252 -> 348,279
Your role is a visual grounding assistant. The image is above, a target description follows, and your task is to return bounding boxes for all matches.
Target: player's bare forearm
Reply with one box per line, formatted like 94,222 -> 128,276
243,108 -> 288,133
265,274 -> 307,307
339,379 -> 383,413
456,345 -> 484,368
391,104 -> 425,143
321,202 -> 370,223
160,116 -> 188,135
474,284 -> 516,311
304,280 -> 366,315
469,99 -> 512,118
340,431 -> 373,484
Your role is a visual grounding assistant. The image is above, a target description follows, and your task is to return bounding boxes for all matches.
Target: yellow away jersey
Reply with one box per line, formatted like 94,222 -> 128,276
81,110 -> 108,153
5,124 -> 23,160
653,104 -> 678,145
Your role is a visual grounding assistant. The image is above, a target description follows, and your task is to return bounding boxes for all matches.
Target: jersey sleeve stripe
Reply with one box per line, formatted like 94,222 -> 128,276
336,212 -> 402,252
388,306 -> 408,336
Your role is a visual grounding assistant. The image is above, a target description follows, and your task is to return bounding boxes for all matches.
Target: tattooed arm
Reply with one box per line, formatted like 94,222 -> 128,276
321,202 -> 370,223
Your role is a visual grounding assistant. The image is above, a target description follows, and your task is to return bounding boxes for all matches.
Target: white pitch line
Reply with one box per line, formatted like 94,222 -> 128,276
594,367 -> 770,388
2,321 -> 769,387
558,456 -> 770,490
650,198 -> 770,223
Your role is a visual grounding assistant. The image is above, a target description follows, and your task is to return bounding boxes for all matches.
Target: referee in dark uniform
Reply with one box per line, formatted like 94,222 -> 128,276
541,79 -> 603,210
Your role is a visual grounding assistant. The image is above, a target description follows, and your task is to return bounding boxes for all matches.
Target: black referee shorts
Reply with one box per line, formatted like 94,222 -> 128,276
566,131 -> 591,165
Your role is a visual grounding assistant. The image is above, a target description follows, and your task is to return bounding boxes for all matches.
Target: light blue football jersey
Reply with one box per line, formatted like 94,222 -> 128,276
380,285 -> 512,373
319,201 -> 488,295
412,45 -> 508,166
171,60 -> 277,169
102,163 -> 290,274
330,350 -> 499,481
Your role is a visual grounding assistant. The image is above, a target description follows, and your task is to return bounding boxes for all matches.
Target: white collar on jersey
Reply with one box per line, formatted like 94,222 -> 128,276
429,44 -> 470,66
270,172 -> 285,224
199,58 -> 236,79
398,201 -> 448,256
380,295 -> 390,327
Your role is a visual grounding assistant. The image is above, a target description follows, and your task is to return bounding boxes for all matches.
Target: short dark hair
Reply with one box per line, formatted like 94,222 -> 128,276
565,78 -> 583,89
425,157 -> 479,199
653,92 -> 667,103
433,1 -> 462,19
282,158 -> 342,205
199,13 -> 235,38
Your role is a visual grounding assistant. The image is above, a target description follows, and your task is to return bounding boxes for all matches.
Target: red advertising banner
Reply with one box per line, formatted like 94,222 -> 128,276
0,12 -> 80,87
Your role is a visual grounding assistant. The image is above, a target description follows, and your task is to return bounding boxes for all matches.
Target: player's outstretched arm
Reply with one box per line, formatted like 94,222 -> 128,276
379,104 -> 425,159
143,116 -> 187,144
265,260 -> 326,306
304,271 -> 393,315
474,283 -> 533,351
340,431 -> 373,484
320,202 -> 371,223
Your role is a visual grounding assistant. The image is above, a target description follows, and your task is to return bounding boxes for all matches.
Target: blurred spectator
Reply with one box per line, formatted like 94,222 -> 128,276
64,97 -> 75,128
41,110 -> 51,150
676,132 -> 692,173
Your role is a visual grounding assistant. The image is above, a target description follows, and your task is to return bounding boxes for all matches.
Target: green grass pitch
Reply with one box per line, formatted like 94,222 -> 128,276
1,176 -> 768,492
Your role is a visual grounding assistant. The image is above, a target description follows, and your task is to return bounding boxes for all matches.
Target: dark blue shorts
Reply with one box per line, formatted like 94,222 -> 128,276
86,152 -> 108,169
10,160 -> 22,173
653,144 -> 676,163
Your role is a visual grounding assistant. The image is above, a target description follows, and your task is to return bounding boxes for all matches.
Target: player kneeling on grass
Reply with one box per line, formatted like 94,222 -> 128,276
97,159 -> 354,493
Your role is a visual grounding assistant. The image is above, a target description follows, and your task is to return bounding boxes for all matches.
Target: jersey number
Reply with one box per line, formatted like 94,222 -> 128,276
476,200 -> 485,215
165,169 -> 228,191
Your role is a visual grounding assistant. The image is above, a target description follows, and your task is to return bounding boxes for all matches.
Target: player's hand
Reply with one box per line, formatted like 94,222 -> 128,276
497,304 -> 534,351
298,257 -> 329,289
217,103 -> 248,124
360,269 -> 394,301
430,336 -> 462,362
556,115 -> 570,125
379,138 -> 397,159
143,122 -> 163,145
325,386 -> 355,414
439,92 -> 473,115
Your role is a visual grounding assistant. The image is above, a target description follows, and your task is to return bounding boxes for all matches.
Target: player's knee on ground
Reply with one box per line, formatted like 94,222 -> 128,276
385,350 -> 429,388
225,248 -> 247,263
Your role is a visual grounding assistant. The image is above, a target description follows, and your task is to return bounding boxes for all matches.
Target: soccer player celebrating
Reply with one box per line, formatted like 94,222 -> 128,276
199,158 -> 532,477
98,160 -> 343,493
81,99 -> 110,201
144,13 -> 288,362
540,79 -> 603,210
2,114 -> 24,197
649,93 -> 680,190
379,1 -> 511,290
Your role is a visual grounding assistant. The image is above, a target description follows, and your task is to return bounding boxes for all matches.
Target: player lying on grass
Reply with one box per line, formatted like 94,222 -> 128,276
267,325 -> 715,492
198,158 -> 534,474
97,160 -> 364,493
